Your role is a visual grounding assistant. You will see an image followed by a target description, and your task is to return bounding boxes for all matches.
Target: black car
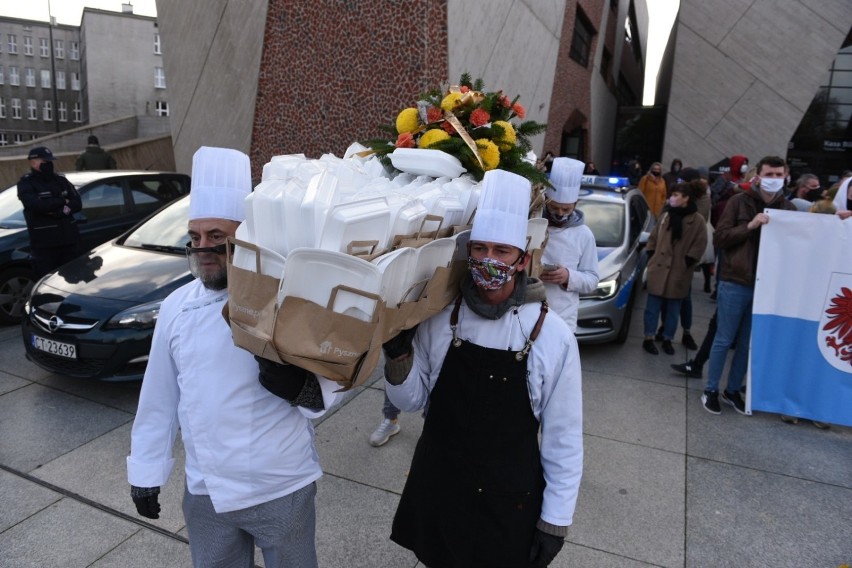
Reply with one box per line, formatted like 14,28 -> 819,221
22,195 -> 193,381
0,170 -> 190,324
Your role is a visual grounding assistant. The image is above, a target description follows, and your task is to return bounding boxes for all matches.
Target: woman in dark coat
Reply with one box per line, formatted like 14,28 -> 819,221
641,182 -> 708,355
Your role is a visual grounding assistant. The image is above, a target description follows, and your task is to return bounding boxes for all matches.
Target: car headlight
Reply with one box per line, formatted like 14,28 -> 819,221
581,273 -> 619,300
104,300 -> 162,330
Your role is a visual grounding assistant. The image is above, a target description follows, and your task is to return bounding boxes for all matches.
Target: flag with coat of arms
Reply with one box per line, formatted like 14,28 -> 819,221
749,208 -> 852,427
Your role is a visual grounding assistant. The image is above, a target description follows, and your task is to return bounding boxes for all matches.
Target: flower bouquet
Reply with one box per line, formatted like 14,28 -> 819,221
364,73 -> 550,188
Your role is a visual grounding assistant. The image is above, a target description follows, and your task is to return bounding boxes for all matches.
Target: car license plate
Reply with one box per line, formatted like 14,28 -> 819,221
31,335 -> 77,359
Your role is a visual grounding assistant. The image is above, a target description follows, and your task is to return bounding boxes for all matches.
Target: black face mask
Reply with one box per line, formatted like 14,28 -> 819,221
804,189 -> 822,202
38,161 -> 54,175
185,242 -> 233,256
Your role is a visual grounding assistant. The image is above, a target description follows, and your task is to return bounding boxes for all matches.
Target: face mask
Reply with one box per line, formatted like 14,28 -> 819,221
805,188 -> 823,202
543,206 -> 570,227
673,165 -> 681,173
739,164 -> 748,174
467,256 -> 518,291
38,161 -> 54,174
759,177 -> 785,194
651,171 -> 661,177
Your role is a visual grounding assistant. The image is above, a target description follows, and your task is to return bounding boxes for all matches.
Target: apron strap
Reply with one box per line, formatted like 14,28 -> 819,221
515,300 -> 549,361
450,295 -> 463,347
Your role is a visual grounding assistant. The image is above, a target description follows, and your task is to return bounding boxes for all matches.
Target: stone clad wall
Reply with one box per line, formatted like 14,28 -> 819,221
250,0 -> 448,181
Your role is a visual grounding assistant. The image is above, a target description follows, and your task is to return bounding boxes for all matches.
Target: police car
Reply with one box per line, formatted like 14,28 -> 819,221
573,175 -> 654,343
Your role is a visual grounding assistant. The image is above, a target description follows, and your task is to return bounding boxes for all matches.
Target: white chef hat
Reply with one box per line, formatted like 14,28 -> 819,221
546,157 -> 585,203
470,169 -> 530,251
188,146 -> 252,222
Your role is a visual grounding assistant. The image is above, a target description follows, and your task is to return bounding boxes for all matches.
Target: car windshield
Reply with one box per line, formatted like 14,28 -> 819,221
576,200 -> 625,248
0,185 -> 25,228
123,195 -> 190,251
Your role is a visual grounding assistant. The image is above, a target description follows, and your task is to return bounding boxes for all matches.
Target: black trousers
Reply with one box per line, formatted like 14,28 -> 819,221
31,244 -> 79,278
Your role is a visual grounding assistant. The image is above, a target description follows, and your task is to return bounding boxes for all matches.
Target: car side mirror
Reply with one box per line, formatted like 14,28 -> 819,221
637,230 -> 650,250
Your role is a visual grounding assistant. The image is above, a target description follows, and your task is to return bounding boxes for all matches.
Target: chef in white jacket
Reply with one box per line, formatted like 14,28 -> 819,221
539,157 -> 599,333
126,147 -> 339,568
383,169 -> 583,568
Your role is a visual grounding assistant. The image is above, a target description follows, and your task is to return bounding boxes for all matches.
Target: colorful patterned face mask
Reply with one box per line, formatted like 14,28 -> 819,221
467,256 -> 518,290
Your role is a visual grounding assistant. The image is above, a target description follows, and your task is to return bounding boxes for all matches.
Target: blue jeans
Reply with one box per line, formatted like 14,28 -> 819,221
382,390 -> 400,420
644,294 -> 682,340
706,280 -> 753,393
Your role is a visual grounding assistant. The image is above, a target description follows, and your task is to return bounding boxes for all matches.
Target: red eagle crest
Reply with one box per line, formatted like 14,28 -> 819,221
823,286 -> 852,366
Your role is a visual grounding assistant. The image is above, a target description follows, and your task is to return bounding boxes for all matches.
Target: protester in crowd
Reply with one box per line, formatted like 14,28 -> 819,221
831,175 -> 851,220
127,146 -> 340,568
639,162 -> 667,217
383,169 -> 583,568
75,135 -> 117,170
627,158 -> 643,186
788,174 -> 824,211
695,166 -> 715,293
662,158 -> 683,190
540,157 -> 600,333
641,181 -> 707,355
710,154 -> 748,227
17,146 -> 83,277
701,155 -> 797,415
584,161 -> 600,175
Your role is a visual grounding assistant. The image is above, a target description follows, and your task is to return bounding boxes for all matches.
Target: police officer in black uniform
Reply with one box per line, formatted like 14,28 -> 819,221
17,146 -> 83,277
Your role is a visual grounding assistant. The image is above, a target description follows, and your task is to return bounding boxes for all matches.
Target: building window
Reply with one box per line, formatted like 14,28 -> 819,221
8,35 -> 17,54
58,101 -> 67,122
41,69 -> 51,88
24,36 -> 33,56
154,67 -> 166,88
0,133 -> 6,146
25,68 -> 35,87
155,100 -> 169,116
56,70 -> 65,90
72,101 -> 82,122
154,33 -> 161,54
14,134 -> 23,144
569,8 -> 595,67
9,66 -> 19,86
39,38 -> 49,57
69,41 -> 79,60
43,100 -> 52,121
54,39 -> 64,59
71,72 -> 80,91
0,98 -> 5,118
11,98 -> 21,119
27,99 -> 37,120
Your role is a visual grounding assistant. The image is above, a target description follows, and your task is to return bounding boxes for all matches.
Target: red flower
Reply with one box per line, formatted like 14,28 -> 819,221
460,85 -> 470,93
470,108 -> 490,127
427,106 -> 443,124
512,102 -> 526,119
499,95 -> 511,108
441,121 -> 456,134
395,132 -> 415,148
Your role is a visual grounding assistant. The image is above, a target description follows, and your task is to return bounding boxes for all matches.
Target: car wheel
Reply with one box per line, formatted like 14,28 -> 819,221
0,266 -> 36,325
614,281 -> 637,344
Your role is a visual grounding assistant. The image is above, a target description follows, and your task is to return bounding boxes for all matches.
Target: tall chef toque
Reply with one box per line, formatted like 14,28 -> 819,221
547,157 -> 585,204
188,146 -> 252,222
470,169 -> 531,251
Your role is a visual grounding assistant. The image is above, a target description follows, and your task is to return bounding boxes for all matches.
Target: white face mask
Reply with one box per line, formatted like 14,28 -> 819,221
759,177 -> 785,194
739,164 -> 748,174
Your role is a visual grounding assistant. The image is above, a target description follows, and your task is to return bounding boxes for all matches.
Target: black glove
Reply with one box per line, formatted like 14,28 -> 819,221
382,325 -> 417,360
131,485 -> 161,519
685,255 -> 697,266
256,356 -> 309,402
528,528 -> 565,567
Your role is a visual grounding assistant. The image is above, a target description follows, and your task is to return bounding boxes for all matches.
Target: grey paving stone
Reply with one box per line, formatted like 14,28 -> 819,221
555,542 -> 659,567
0,334 -> 52,381
686,457 -> 852,568
686,390 -> 852,488
88,529 -> 193,568
0,369 -> 29,395
315,386 -> 423,495
0,469 -> 61,532
584,369 -> 686,453
0,498 -> 140,568
570,436 -> 685,568
33,422 -> 189,534
30,374 -> 144,414
0,383 -> 133,472
315,474 -> 418,568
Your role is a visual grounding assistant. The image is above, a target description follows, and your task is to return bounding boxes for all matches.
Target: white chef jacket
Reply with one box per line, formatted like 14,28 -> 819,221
127,279 -> 340,513
386,298 -> 584,527
540,222 -> 599,332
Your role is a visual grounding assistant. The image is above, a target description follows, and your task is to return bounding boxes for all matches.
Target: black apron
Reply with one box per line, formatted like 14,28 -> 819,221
391,298 -> 548,568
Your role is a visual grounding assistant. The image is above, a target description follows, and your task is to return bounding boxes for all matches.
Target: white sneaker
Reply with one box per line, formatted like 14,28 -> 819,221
369,418 -> 401,447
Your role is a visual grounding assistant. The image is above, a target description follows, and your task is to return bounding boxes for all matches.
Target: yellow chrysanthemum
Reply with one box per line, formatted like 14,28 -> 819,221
396,107 -> 420,134
492,121 -> 516,151
440,93 -> 463,112
475,139 -> 500,171
418,128 -> 451,149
